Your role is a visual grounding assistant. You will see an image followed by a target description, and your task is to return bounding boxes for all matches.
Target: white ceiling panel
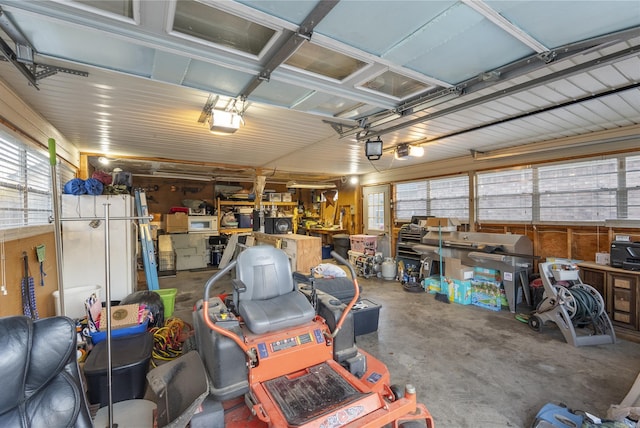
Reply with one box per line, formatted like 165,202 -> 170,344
0,0 -> 638,183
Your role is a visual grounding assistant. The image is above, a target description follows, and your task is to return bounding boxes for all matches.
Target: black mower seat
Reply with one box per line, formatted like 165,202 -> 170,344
235,246 -> 315,335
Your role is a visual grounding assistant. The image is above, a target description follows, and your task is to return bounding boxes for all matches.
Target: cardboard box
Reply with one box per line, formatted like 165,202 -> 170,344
449,279 -> 472,305
595,252 -> 610,265
281,192 -> 292,202
426,217 -> 461,227
445,257 -> 474,281
165,213 -> 188,233
471,279 -> 502,311
473,266 -> 502,282
98,304 -> 140,331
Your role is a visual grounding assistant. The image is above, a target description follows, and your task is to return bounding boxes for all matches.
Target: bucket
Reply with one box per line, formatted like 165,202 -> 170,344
154,288 -> 178,318
322,244 -> 334,260
53,285 -> 101,319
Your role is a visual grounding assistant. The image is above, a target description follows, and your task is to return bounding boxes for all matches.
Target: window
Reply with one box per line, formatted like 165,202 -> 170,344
538,159 -> 618,221
429,176 -> 469,219
477,169 -> 533,221
395,181 -> 427,221
625,155 -> 640,219
366,191 -> 385,231
173,1 -> 276,56
0,127 -> 71,230
394,176 -> 468,222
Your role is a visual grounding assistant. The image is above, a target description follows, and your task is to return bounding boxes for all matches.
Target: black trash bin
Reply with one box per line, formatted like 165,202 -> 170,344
333,234 -> 350,260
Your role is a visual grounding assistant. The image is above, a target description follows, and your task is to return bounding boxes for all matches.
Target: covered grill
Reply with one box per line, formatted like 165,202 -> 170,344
414,231 -> 534,313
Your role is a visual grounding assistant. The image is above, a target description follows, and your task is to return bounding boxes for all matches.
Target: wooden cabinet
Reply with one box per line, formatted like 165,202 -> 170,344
578,262 -> 640,341
610,272 -> 637,329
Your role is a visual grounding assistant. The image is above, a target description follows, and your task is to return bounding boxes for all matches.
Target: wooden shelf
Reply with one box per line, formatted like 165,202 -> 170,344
260,201 -> 298,207
219,228 -> 253,234
219,200 -> 257,206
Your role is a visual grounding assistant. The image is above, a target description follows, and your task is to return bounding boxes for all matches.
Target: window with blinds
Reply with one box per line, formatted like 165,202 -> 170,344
430,176 -> 469,219
394,176 -> 469,221
395,181 -> 427,221
477,169 -> 533,221
626,155 -> 640,219
538,158 -> 618,221
0,127 -> 67,230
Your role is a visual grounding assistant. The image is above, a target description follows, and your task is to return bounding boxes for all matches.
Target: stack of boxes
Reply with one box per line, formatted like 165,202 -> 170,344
424,258 -> 505,311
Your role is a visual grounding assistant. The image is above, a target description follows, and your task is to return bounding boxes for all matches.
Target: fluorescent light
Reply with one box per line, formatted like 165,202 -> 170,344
286,181 -> 336,189
133,172 -> 213,182
209,109 -> 242,135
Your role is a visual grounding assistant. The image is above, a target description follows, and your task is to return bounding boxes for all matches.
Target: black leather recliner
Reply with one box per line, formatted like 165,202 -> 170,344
0,316 -> 93,427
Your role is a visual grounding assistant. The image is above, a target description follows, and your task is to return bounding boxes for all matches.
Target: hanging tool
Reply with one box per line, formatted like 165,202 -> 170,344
35,244 -> 46,286
21,252 -> 38,319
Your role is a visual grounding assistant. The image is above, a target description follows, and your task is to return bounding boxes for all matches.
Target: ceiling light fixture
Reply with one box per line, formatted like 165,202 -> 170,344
365,137 -> 383,160
98,156 -> 110,165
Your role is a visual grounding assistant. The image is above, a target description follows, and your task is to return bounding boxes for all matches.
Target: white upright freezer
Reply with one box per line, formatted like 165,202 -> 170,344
60,194 -> 137,308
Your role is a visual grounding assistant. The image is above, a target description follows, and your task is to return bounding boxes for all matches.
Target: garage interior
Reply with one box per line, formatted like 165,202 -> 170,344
1,1 -> 640,427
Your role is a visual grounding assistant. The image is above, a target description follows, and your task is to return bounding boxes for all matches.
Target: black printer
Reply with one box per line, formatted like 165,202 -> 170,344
610,241 -> 640,270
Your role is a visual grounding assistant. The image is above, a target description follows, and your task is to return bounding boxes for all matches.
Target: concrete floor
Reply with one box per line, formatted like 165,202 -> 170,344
159,267 -> 640,428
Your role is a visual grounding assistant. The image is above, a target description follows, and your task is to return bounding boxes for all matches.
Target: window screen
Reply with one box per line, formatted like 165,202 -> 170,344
395,181 -> 427,221
625,155 -> 640,219
430,176 -> 469,219
477,169 -> 533,221
394,176 -> 468,221
538,158 -> 618,221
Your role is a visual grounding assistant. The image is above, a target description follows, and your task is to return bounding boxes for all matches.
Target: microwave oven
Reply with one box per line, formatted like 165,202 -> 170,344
187,216 -> 218,233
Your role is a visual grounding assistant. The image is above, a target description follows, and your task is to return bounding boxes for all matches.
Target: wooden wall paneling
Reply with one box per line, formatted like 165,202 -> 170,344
535,227 -> 568,263
0,232 -> 58,318
571,228 -> 600,262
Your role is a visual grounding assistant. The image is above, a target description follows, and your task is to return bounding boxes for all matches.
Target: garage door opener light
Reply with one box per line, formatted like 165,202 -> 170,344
209,109 -> 242,135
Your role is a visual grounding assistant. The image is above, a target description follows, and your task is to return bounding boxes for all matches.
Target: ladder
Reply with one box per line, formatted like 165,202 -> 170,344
134,189 -> 159,291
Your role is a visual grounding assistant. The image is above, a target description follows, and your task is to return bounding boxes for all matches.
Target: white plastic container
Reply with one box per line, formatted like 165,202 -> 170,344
52,285 -> 101,319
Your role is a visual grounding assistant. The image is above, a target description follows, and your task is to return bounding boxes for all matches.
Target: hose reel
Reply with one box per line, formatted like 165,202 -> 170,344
529,260 -> 615,347
552,283 -> 604,326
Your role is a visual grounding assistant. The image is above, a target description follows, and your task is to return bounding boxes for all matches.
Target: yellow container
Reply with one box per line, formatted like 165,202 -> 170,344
154,288 -> 178,318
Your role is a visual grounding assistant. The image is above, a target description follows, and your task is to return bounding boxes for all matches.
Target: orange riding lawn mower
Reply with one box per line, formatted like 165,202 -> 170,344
186,245 -> 434,428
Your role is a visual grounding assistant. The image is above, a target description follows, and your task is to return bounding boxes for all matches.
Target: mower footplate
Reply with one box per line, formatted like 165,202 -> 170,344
264,362 -> 367,426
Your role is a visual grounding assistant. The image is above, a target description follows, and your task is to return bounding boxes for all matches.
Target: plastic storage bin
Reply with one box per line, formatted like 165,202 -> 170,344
53,285 -> 101,319
154,288 -> 178,318
352,298 -> 381,336
89,319 -> 149,345
349,235 -> 377,255
83,332 -> 153,407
